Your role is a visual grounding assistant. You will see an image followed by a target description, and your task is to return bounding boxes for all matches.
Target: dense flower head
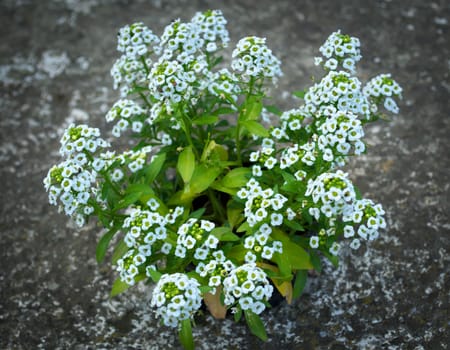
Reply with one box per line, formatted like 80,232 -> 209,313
159,20 -> 199,61
231,36 -> 282,81
363,73 -> 402,114
242,223 -> 283,263
314,110 -> 365,165
59,123 -> 110,159
117,22 -> 160,59
190,9 -> 230,51
106,99 -> 147,137
222,263 -> 273,315
279,107 -> 310,133
122,206 -> 167,249
315,30 -> 361,73
147,55 -> 209,121
195,250 -> 236,294
207,68 -> 242,102
43,158 -> 97,227
304,70 -> 371,119
305,170 -> 356,220
151,273 -> 202,327
175,218 -> 217,258
110,55 -> 150,97
237,178 -> 288,227
343,198 -> 386,243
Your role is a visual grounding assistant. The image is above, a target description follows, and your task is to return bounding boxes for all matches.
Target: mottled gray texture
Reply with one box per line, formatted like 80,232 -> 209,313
1,0 -> 449,349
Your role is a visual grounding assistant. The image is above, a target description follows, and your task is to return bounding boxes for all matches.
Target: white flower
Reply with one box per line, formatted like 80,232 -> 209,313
329,242 -> 340,256
270,213 -> 283,226
244,236 -> 255,249
309,236 -> 319,249
349,238 -> 361,250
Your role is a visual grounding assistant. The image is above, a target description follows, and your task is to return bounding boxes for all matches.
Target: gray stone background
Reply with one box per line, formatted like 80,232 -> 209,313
1,0 -> 449,349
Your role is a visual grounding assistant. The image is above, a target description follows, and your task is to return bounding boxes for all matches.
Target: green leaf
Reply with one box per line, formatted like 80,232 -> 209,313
234,307 -> 243,322
354,184 -> 363,200
264,104 -> 282,116
125,183 -> 154,195
227,201 -> 244,229
96,226 -> 119,263
179,319 -> 195,350
210,182 -> 238,195
244,310 -> 268,341
146,267 -> 162,283
284,220 -> 305,232
211,227 -> 240,241
293,90 -> 305,99
242,95 -> 263,121
237,221 -> 250,233
310,251 -> 322,274
201,140 -> 228,162
192,115 -> 219,125
145,153 -> 166,183
189,207 -> 206,219
220,167 -> 251,188
112,239 -> 128,264
110,278 -> 131,298
271,229 -> 313,270
177,146 -> 196,183
102,181 -> 120,208
110,274 -> 145,297
241,120 -> 269,137
281,180 -> 301,194
199,285 -> 214,294
213,107 -> 236,116
188,165 -> 223,195
113,191 -> 142,211
227,244 -> 247,263
272,251 -> 291,277
292,270 -> 308,300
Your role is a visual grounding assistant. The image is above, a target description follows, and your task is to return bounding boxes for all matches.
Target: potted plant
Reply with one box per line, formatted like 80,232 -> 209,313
44,9 -> 402,349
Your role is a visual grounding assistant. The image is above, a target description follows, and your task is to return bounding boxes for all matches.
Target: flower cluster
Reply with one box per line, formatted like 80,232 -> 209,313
304,70 -> 371,119
106,99 -> 146,137
117,22 -> 160,59
305,170 -> 356,219
111,55 -> 150,97
195,250 -> 236,294
315,30 -> 361,73
44,159 -> 97,227
44,124 -> 110,226
237,178 -> 288,228
232,36 -> 282,80
151,273 -> 202,327
208,68 -> 242,103
243,223 -> 283,262
223,263 -> 273,315
175,218 -> 217,258
59,123 -> 110,159
314,109 -> 365,165
363,73 -> 403,114
343,198 -> 386,245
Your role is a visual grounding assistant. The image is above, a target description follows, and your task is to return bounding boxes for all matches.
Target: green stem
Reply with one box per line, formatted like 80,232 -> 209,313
101,171 -> 122,196
139,91 -> 152,109
235,123 -> 242,166
235,77 -> 256,166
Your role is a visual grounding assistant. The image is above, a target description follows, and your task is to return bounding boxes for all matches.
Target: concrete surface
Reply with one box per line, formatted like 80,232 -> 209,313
1,0 -> 449,349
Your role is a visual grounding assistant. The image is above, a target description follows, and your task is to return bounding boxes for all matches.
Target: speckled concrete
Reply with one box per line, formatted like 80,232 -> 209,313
1,0 -> 449,349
